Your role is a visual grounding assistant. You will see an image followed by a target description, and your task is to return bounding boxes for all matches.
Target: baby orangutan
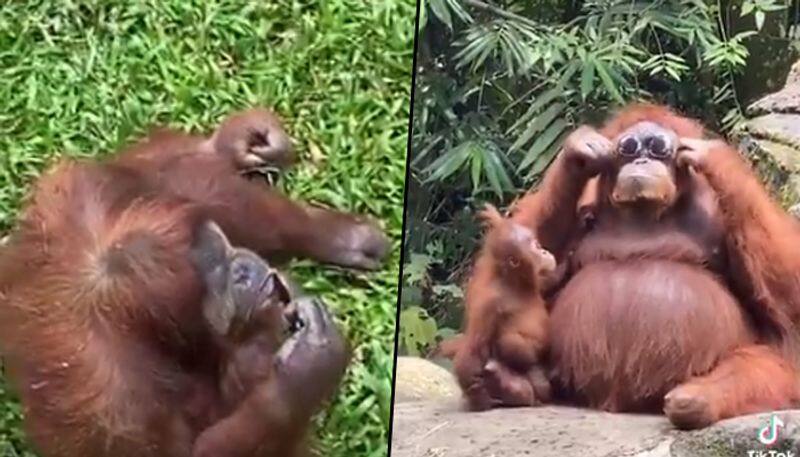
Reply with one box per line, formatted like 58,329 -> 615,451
190,222 -> 348,457
452,205 -> 558,411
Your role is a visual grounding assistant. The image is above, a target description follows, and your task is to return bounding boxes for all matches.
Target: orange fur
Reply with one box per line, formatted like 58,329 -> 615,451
691,141 -> 800,351
665,345 -> 800,429
0,109 -> 383,457
453,205 -> 553,410
464,103 -> 800,427
599,103 -> 705,139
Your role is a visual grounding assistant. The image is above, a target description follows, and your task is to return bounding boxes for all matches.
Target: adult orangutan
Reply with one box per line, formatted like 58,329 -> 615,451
0,108 -> 388,456
456,103 -> 800,429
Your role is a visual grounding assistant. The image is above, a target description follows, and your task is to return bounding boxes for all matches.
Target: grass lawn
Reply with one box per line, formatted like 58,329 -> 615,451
0,1 -> 415,456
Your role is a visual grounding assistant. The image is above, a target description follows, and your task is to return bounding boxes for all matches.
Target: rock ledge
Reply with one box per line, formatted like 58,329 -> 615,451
391,400 -> 800,457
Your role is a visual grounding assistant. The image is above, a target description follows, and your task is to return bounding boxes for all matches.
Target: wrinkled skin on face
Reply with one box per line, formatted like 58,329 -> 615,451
190,221 -> 349,457
610,121 -> 680,212
192,221 -> 295,342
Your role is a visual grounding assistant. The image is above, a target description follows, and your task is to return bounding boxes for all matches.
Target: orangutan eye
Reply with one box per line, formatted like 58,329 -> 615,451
647,135 -> 671,159
618,136 -> 640,157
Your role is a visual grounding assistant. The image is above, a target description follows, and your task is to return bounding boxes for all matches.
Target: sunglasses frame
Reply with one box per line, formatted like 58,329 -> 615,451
616,133 -> 673,159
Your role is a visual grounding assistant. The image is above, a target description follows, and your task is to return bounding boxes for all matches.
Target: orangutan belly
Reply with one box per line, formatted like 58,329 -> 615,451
549,259 -> 754,412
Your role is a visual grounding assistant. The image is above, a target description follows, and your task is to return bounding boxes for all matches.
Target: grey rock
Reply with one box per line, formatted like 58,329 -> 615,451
672,411 -> 800,457
748,60 -> 800,115
394,357 -> 460,403
740,60 -> 800,209
790,204 -> 800,219
744,114 -> 800,157
391,400 -> 800,457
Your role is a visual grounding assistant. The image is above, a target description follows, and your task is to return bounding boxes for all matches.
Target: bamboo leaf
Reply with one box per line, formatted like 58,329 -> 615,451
519,118 -> 568,172
422,141 -> 472,182
595,60 -> 624,103
580,59 -> 595,100
445,0 -> 473,23
470,147 -> 483,192
428,0 -> 453,30
755,11 -> 765,30
529,130 -> 569,177
507,88 -> 561,134
509,103 -> 564,152
483,147 -> 513,197
556,60 -> 581,89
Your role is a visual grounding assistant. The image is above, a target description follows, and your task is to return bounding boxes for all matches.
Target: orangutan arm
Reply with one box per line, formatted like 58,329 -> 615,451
680,138 -> 800,344
511,126 -> 611,258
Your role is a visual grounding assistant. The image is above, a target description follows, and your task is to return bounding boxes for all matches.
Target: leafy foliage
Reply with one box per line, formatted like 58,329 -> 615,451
401,0 -> 793,355
0,1 -> 414,456
399,306 -> 439,356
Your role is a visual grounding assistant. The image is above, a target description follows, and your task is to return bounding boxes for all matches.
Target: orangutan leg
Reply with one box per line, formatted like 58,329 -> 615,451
664,345 -> 800,430
483,360 -> 552,407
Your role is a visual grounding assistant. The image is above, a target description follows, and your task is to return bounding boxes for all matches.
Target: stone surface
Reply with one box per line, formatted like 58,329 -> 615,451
748,60 -> 800,115
790,204 -> 800,219
394,356 -> 461,403
740,60 -> 800,208
672,411 -> 800,457
391,400 -> 800,457
744,115 -> 800,158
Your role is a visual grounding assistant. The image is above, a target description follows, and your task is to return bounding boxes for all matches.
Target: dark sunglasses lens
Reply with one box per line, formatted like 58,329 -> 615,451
619,136 -> 639,157
649,136 -> 669,158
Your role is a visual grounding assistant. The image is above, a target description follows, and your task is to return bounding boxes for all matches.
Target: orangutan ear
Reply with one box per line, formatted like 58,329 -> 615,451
191,221 -> 236,335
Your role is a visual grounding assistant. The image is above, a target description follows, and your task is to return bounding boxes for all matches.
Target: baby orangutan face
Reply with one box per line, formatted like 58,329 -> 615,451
481,205 -> 556,286
506,223 -> 556,279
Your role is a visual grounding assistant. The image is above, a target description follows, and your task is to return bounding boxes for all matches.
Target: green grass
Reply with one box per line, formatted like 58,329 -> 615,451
0,1 -> 415,456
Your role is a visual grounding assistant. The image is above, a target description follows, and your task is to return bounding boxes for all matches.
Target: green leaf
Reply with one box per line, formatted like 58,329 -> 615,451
445,0 -> 473,23
507,88 -> 561,134
472,40 -> 496,71
428,0 -> 453,30
403,253 -> 433,285
470,145 -> 483,192
519,118 -> 568,172
580,59 -> 595,100
755,11 -> 765,30
422,141 -> 473,182
455,32 -> 492,69
482,146 -> 513,197
432,284 -> 464,299
399,307 -> 438,356
509,102 -> 564,152
529,129 -> 569,177
595,61 -> 624,103
556,59 -> 581,89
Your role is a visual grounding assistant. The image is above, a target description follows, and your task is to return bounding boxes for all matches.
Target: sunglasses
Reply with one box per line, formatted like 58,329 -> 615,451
617,134 -> 672,159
